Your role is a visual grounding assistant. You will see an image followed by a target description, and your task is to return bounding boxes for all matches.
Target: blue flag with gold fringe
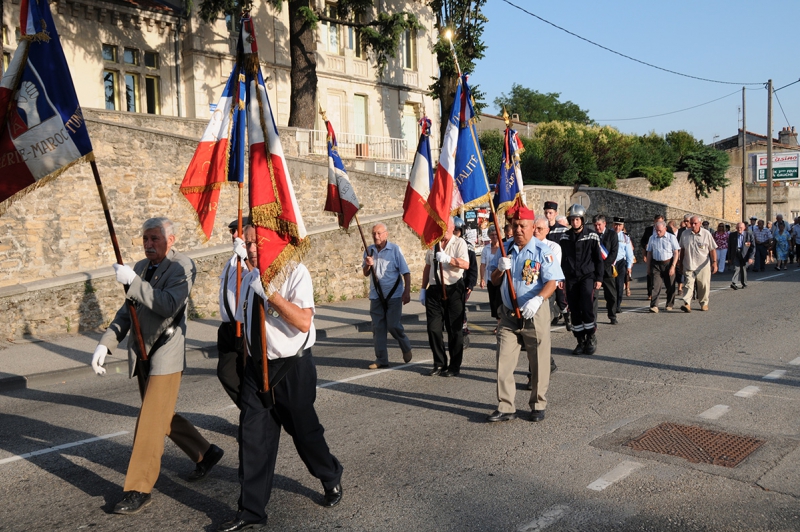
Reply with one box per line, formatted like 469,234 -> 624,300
450,75 -> 491,213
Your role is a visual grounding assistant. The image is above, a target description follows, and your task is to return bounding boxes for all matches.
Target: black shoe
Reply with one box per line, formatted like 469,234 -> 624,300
584,334 -> 597,355
530,410 -> 546,423
113,491 -> 152,515
217,517 -> 266,531
563,313 -> 572,332
188,444 -> 224,482
441,369 -> 460,377
610,317 -> 618,325
486,410 -> 517,422
551,314 -> 560,326
572,340 -> 585,356
428,367 -> 444,376
322,483 -> 343,508
550,358 -> 558,374
741,283 -> 747,288
730,283 -> 738,290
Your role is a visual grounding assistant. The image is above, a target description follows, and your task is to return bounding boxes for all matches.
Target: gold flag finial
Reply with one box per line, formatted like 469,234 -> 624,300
502,106 -> 510,127
318,105 -> 328,122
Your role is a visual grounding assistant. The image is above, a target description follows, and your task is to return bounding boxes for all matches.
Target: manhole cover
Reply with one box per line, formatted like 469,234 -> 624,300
625,422 -> 765,468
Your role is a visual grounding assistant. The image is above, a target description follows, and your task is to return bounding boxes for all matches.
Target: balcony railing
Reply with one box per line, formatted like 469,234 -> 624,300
295,128 -> 411,163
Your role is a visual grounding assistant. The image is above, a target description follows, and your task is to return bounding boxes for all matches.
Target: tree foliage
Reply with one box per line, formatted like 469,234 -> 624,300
480,124 -> 730,197
494,84 -> 592,125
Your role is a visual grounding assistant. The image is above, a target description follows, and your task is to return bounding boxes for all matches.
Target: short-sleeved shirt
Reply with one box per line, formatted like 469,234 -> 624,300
792,225 -> 800,244
425,236 -> 469,286
500,238 -> 564,310
219,255 -> 249,323
480,244 -> 493,266
713,231 -> 729,250
362,241 -> 409,300
647,231 -> 681,261
236,264 -> 316,360
485,245 -> 501,277
616,232 -> 634,269
680,228 -> 718,271
753,227 -> 772,244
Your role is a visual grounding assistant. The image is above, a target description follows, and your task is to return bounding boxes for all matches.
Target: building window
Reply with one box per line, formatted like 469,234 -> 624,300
123,47 -> 139,66
125,73 -> 140,112
322,4 -> 342,55
400,29 -> 416,70
346,14 -> 363,58
103,70 -> 119,110
145,76 -> 160,114
102,44 -> 117,62
144,51 -> 159,69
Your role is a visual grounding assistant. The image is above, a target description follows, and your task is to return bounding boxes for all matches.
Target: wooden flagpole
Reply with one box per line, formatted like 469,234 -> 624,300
90,160 -> 149,361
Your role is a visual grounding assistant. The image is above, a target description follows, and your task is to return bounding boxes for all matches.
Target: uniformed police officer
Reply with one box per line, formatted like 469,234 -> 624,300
217,225 -> 343,531
558,205 -> 604,355
487,206 -> 564,423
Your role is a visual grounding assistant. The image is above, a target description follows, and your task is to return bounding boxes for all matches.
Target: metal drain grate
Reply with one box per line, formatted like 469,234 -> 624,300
625,422 -> 765,468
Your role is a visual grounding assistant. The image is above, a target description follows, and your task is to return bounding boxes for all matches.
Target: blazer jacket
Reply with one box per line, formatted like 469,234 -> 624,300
599,228 -> 619,277
727,231 -> 755,264
100,248 -> 196,378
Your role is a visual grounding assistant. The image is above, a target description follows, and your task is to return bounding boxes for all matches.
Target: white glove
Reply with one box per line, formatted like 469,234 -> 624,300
521,295 -> 544,320
419,288 -> 427,306
91,344 -> 107,375
498,257 -> 512,272
250,273 -> 280,301
435,251 -> 452,264
233,237 -> 247,261
113,263 -> 137,285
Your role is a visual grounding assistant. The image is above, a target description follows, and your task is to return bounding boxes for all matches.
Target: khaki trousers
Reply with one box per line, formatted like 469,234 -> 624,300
123,372 -> 210,493
495,302 -> 551,414
682,264 -> 711,307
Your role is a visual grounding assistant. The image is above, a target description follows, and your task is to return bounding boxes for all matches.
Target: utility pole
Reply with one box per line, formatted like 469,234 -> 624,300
741,87 -> 747,220
766,79 -> 773,223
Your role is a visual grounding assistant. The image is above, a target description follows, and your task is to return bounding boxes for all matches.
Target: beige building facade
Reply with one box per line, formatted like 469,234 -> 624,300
2,0 -> 440,168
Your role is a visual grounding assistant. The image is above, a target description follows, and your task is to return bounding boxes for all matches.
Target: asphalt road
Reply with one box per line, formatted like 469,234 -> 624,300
1,270 -> 799,531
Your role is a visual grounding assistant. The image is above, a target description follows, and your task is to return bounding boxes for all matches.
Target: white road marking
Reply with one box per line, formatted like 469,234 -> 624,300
734,386 -> 760,398
587,460 -> 643,491
758,273 -> 784,281
698,405 -> 730,419
0,431 -> 129,466
764,370 -> 787,380
789,356 -> 800,366
517,505 -> 570,531
317,359 -> 433,389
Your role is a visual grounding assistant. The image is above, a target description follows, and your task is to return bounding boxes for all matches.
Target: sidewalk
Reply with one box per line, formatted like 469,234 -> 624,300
0,288 -> 491,392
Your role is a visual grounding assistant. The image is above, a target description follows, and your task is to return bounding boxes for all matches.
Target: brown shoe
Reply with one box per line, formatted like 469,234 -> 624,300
402,350 -> 413,363
649,306 -> 659,313
665,306 -> 673,311
680,305 -> 691,313
701,305 -> 709,311
368,363 -> 389,370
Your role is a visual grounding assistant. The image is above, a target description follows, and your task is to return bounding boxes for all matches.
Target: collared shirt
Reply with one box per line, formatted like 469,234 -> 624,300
362,241 -> 409,300
680,228 -> 717,271
792,224 -> 800,244
500,238 -> 564,310
425,236 -> 469,286
647,231 -> 680,261
485,245 -> 502,277
235,264 -> 316,360
219,255 -> 249,323
753,226 -> 772,244
615,231 -> 634,269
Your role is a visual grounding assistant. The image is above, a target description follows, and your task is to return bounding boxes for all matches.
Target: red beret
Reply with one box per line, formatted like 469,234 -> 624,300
507,204 -> 534,220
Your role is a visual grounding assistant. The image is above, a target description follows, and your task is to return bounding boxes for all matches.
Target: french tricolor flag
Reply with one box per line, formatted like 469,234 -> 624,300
180,70 -> 239,240
323,120 -> 360,229
403,117 -> 446,247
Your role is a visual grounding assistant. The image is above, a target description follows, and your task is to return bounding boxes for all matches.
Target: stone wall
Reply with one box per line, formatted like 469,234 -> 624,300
615,167 -> 743,221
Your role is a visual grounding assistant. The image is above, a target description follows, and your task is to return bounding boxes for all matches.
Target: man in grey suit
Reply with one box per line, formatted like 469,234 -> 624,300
728,222 -> 755,289
90,217 -> 224,515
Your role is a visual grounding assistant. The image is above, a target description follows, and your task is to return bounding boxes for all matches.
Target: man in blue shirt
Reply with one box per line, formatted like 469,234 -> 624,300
487,206 -> 564,423
646,221 -> 681,312
612,217 -> 634,316
362,223 -> 412,369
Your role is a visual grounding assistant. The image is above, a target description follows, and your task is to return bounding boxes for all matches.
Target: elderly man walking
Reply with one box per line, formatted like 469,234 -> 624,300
727,222 -> 755,289
362,223 -> 413,369
679,216 -> 718,312
90,217 -> 223,515
487,208 -> 563,423
646,221 -> 681,312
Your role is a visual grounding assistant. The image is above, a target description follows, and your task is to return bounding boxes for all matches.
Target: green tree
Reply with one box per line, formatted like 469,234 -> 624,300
428,0 -> 488,143
494,84 -> 592,124
197,0 -> 420,129
678,145 -> 730,198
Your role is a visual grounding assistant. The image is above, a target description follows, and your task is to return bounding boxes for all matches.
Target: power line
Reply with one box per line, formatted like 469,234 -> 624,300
773,90 -> 791,128
597,89 -> 742,122
499,0 -> 764,86
774,78 -> 800,92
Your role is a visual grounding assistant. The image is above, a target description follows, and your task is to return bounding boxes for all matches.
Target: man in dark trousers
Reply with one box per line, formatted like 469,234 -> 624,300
558,205 -> 604,355
640,214 -> 672,300
592,214 -> 619,324
544,200 -> 570,329
728,222 -> 755,289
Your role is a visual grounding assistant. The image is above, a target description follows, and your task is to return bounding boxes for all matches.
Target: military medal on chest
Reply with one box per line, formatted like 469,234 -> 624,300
521,259 -> 541,285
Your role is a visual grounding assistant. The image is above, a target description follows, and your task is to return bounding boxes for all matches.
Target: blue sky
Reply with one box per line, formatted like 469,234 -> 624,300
473,1 -> 799,144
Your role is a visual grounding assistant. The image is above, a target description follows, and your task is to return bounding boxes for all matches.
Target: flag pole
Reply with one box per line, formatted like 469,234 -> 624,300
257,296 -> 270,391
90,160 -> 149,361
236,183 -> 244,339
488,111 -> 522,321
